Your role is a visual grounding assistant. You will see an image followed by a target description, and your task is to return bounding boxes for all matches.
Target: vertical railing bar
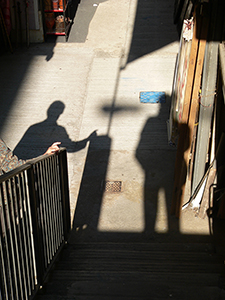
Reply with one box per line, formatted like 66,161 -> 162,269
49,156 -> 57,256
0,184 -> 13,300
35,162 -> 47,268
9,178 -> 25,300
41,159 -> 52,264
4,179 -> 20,300
53,155 -> 60,252
45,157 -> 55,259
50,156 -> 59,253
19,172 -> 33,293
0,236 -> 8,300
64,150 -> 71,238
43,158 -> 53,263
17,172 -> 33,297
10,176 -> 28,300
49,156 -> 58,255
38,161 -> 49,266
0,188 -> 9,300
58,153 -> 65,241
53,155 -> 62,247
55,155 -> 64,243
58,150 -> 71,241
55,155 -> 63,246
24,170 -> 37,287
15,175 -> 31,299
27,164 -> 45,285
1,183 -> 14,300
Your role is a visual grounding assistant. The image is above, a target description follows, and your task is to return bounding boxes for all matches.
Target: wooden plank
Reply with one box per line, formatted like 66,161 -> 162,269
171,4 -> 209,217
176,11 -> 208,217
191,48 -> 219,195
171,8 -> 199,215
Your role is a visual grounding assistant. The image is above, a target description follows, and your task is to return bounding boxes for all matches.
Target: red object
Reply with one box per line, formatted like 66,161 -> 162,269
46,32 -> 65,35
45,13 -> 55,29
0,0 -> 11,34
52,0 -> 58,10
58,0 -> 63,9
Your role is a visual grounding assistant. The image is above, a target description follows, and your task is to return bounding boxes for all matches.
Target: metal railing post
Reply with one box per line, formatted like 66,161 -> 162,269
27,164 -> 45,286
58,150 -> 71,241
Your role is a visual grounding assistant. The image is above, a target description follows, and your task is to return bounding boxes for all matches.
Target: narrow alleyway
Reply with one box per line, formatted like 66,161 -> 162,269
1,0 -> 225,298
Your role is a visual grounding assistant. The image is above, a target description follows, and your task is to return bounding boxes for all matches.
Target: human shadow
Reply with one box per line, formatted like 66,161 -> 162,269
170,122 -> 191,218
14,100 -> 93,159
72,132 -> 111,242
135,101 -> 179,236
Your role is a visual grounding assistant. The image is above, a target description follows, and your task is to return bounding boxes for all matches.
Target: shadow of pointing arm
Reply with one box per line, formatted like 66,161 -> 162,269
67,130 -> 97,153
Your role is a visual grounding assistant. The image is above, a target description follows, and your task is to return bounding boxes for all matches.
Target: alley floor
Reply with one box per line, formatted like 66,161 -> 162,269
1,0 -> 225,298
0,0 -> 214,244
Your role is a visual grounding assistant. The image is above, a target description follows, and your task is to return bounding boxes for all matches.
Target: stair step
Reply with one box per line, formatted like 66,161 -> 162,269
36,280 -> 225,300
58,243 -> 221,264
34,241 -> 225,299
47,269 -> 223,284
60,249 -> 218,261
55,263 -> 223,274
63,242 -> 215,253
33,240 -> 224,293
52,242 -> 223,276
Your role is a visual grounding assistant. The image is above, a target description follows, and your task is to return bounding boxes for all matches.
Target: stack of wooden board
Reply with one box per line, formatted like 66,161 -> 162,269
170,3 -> 209,218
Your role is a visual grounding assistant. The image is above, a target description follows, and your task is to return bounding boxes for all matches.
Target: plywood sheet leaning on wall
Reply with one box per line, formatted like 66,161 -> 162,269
170,3 -> 209,218
168,17 -> 193,145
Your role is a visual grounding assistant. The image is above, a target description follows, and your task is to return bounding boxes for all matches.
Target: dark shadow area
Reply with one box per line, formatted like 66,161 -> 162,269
64,0 -> 80,40
72,132 -> 111,243
136,101 -> 179,235
102,104 -> 140,114
127,0 -> 179,63
211,69 -> 225,263
205,0 -> 225,43
174,0 -> 225,42
0,49 -> 34,133
0,33 -> 9,54
171,122 -> 191,218
68,96 -> 213,246
173,0 -> 195,35
13,101 -> 94,159
43,36 -> 57,61
0,43 -> 66,136
36,99 -> 225,300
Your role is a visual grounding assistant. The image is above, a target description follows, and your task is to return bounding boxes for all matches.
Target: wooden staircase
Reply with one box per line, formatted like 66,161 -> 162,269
35,239 -> 225,300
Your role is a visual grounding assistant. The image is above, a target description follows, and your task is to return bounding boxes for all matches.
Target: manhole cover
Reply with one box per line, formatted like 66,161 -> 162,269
103,181 -> 123,193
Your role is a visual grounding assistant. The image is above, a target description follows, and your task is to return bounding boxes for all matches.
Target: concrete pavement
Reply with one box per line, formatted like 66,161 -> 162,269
0,0 -> 210,240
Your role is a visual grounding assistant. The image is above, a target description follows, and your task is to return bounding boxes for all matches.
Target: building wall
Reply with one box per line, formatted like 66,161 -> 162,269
7,0 -> 44,45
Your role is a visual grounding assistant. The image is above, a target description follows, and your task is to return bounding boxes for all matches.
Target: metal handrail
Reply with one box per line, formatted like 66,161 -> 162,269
0,148 -> 70,300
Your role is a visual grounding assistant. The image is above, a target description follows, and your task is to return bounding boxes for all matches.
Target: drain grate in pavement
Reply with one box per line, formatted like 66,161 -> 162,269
103,181 -> 123,193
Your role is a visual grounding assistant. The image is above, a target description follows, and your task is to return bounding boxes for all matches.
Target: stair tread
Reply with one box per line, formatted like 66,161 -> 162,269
36,280 -> 225,300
